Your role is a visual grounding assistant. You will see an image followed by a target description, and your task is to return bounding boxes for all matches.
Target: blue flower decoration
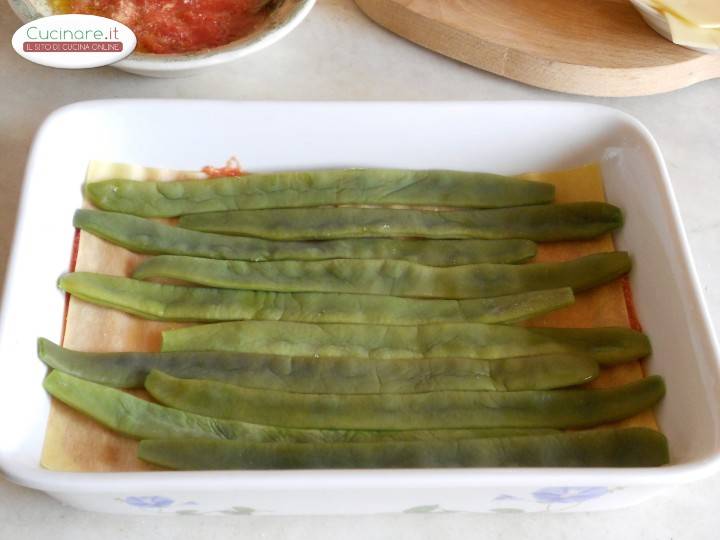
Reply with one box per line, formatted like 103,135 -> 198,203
532,487 -> 608,504
124,496 -> 174,508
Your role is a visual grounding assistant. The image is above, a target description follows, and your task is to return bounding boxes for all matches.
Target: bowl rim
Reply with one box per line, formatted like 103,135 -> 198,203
628,0 -> 662,17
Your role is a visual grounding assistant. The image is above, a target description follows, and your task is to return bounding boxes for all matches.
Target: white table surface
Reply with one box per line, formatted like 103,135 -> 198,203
1,0 -> 719,537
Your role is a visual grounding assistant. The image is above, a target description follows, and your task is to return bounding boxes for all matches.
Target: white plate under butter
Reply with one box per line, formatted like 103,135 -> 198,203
1,101 -> 719,515
630,0 -> 720,54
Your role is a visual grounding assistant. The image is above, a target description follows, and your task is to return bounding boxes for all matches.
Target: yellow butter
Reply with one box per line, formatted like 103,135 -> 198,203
665,11 -> 720,49
654,0 -> 720,28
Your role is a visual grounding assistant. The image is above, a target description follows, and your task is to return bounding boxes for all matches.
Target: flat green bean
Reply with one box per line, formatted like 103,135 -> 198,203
178,203 -> 623,241
38,338 -> 598,392
43,371 -> 554,442
526,327 -> 654,365
138,428 -> 670,469
161,321 -> 651,365
59,272 -> 575,325
133,252 -> 631,299
145,371 -> 664,430
75,209 -> 536,265
84,169 -> 556,217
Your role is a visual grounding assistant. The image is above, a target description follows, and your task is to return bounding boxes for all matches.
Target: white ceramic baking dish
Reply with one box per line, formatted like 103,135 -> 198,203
1,101 -> 719,515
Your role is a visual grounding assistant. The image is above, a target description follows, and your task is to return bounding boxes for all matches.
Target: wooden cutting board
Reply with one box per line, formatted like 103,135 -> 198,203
354,0 -> 720,96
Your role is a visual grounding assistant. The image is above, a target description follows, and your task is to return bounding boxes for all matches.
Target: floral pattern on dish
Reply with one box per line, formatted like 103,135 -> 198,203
114,486 -> 617,514
532,486 -> 609,504
123,496 -> 174,509
489,486 -> 614,513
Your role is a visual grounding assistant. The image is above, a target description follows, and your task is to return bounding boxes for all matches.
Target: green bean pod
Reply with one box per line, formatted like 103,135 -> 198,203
161,320 -> 651,365
145,371 -> 665,430
133,252 -> 631,299
526,327 -> 655,365
59,272 -> 575,325
74,209 -> 536,265
38,338 -> 598,392
138,428 -> 670,469
83,169 -> 556,217
178,203 -> 623,241
43,371 -> 555,443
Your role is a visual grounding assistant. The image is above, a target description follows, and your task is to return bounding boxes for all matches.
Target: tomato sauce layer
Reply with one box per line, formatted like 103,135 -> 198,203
53,0 -> 270,54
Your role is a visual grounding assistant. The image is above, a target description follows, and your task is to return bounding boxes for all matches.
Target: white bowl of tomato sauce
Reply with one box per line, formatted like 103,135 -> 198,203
8,0 -> 316,77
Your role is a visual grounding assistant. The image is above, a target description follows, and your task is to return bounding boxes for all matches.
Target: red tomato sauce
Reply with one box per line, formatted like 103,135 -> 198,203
56,0 -> 271,54
202,157 -> 246,177
621,275 -> 643,332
